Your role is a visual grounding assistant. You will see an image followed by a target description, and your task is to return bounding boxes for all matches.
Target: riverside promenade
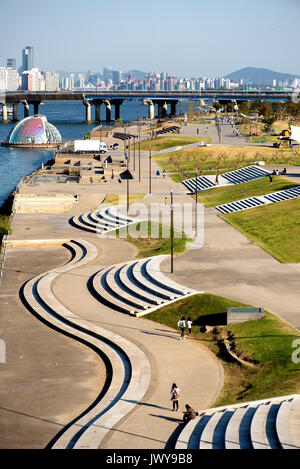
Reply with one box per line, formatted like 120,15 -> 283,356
0,141 -> 223,449
1,123 -> 300,449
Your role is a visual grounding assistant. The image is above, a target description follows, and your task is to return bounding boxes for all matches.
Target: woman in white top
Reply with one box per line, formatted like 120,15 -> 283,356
170,383 -> 180,411
187,318 -> 192,336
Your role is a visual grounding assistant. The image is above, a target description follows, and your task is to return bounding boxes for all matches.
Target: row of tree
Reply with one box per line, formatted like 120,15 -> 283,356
211,100 -> 300,132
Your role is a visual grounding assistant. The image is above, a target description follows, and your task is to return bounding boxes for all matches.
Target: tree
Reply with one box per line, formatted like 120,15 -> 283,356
238,101 -> 250,115
213,101 -> 221,112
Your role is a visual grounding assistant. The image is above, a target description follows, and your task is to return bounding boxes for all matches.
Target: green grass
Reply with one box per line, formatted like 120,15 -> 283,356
136,136 -> 212,152
144,293 -> 300,406
151,145 -> 300,183
0,215 -> 10,235
104,193 -> 146,206
195,176 -> 298,207
221,197 -> 300,263
111,220 -> 191,258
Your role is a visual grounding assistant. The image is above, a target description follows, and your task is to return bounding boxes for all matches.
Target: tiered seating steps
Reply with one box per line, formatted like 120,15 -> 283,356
70,205 -> 139,235
175,394 -> 300,450
182,165 -> 270,194
14,194 -> 77,213
90,254 -> 200,317
21,238 -> 151,449
216,185 -> 300,214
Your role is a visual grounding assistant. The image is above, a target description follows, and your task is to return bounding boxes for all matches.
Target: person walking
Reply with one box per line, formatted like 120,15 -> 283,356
178,316 -> 186,340
164,196 -> 168,206
170,383 -> 180,411
269,174 -> 273,184
187,318 -> 192,336
162,169 -> 166,178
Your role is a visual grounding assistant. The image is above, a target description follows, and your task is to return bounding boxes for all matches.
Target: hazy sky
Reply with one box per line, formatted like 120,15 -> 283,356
1,0 -> 299,77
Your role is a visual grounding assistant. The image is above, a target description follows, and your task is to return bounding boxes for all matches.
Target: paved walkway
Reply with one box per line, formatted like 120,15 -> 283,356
0,140 -> 223,449
1,125 -> 300,449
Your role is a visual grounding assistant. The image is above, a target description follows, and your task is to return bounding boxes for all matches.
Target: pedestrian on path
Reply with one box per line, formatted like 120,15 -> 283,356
164,196 -> 168,206
156,169 -> 160,177
170,383 -> 180,411
187,318 -> 192,336
182,404 -> 197,424
178,316 -> 186,340
163,169 -> 166,178
215,174 -> 219,185
269,174 -> 273,184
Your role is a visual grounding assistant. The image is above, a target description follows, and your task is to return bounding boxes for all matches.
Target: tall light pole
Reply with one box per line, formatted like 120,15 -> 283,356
195,167 -> 198,237
133,136 -> 136,172
99,124 -> 102,155
137,112 -> 141,183
127,154 -> 129,213
149,144 -> 152,194
139,132 -> 141,182
170,186 -> 174,274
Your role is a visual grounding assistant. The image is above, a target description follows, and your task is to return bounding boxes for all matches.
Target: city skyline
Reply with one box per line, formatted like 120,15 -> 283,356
1,0 -> 299,77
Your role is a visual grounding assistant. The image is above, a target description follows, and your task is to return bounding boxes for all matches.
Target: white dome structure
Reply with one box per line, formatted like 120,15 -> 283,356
8,115 -> 62,145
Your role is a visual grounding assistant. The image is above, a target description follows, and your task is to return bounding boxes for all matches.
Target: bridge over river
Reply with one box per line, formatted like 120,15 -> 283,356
0,90 -> 292,122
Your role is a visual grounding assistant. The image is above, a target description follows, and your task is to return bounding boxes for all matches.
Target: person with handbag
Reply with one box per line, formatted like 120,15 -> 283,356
170,383 -> 180,411
178,317 -> 186,340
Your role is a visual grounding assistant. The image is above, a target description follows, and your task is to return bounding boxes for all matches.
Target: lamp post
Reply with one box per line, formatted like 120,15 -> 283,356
139,131 -> 141,182
133,136 -> 136,172
127,152 -> 130,213
99,124 -> 102,155
149,144 -> 152,194
137,112 -> 141,182
195,167 -> 198,237
170,186 -> 174,274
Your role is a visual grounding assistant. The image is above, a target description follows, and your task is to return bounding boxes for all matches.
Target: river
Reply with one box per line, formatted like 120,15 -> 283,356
0,99 -> 184,207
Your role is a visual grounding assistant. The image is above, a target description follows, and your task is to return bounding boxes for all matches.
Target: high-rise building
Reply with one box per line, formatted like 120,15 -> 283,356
112,70 -> 122,85
7,58 -> 16,69
0,67 -> 19,90
22,68 -> 40,91
22,46 -> 34,72
103,67 -> 113,82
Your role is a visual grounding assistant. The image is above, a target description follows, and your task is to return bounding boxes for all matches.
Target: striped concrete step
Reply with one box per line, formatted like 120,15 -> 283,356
276,398 -> 300,449
182,176 -> 215,193
70,205 -> 139,235
182,165 -> 270,194
174,395 -> 300,450
250,402 -> 281,449
216,185 -> 300,214
21,238 -> 151,449
91,255 -> 199,317
224,405 -> 256,449
199,410 -> 234,449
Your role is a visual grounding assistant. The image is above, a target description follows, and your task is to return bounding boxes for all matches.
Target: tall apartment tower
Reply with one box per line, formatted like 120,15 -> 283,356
7,58 -> 16,69
22,46 -> 34,72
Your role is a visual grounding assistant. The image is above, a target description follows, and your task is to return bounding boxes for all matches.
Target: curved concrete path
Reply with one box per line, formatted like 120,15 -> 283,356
51,236 -> 223,449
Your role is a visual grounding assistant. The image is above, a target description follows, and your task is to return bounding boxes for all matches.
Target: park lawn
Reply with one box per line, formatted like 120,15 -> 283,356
144,293 -> 300,406
221,197 -> 300,263
152,145 -> 299,182
104,193 -> 146,206
0,215 -> 10,235
111,220 -> 191,258
137,136 -> 212,152
194,176 -> 298,207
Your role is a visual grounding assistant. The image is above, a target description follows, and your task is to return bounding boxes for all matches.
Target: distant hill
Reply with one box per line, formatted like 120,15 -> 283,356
224,67 -> 300,85
125,69 -> 146,81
